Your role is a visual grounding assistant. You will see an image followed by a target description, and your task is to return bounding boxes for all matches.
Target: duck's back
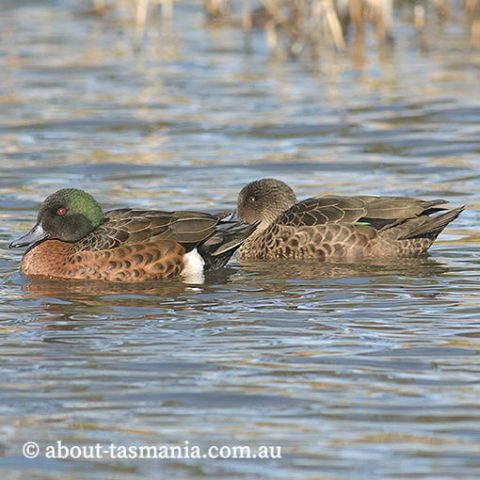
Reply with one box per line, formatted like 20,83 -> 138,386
278,195 -> 448,229
72,209 -> 223,253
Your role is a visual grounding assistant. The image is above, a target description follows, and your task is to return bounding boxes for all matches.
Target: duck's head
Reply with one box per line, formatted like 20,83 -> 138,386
236,178 -> 297,231
10,188 -> 104,248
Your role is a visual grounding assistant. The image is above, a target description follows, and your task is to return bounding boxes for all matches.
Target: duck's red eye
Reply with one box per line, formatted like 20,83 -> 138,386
57,207 -> 66,216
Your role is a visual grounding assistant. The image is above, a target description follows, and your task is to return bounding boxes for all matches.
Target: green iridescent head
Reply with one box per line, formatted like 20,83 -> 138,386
10,188 -> 104,248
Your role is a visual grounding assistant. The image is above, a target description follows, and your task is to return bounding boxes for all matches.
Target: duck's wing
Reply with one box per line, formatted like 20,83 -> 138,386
73,209 -> 226,252
277,196 -> 449,230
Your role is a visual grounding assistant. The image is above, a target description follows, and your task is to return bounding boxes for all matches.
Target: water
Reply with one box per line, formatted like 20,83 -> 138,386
1,1 -> 479,479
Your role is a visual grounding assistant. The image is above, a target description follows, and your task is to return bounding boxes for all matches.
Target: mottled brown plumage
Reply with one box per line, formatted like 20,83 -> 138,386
236,179 -> 464,260
20,238 -> 186,282
11,189 -> 256,282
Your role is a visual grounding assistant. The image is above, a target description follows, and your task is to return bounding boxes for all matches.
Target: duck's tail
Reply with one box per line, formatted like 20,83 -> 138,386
377,205 -> 465,257
198,221 -> 258,271
397,206 -> 465,241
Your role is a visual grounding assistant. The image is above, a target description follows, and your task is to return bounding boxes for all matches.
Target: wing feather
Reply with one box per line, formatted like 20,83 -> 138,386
276,196 -> 448,229
72,209 -> 222,252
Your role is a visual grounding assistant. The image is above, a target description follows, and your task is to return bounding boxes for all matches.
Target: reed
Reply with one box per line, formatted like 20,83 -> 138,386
465,0 -> 480,43
87,0 -> 480,52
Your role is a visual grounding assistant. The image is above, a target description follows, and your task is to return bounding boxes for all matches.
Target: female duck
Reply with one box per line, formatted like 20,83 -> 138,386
235,178 -> 464,260
10,188 -> 255,282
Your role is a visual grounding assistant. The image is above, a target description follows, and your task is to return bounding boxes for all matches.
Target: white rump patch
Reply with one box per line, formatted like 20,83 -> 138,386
181,248 -> 205,284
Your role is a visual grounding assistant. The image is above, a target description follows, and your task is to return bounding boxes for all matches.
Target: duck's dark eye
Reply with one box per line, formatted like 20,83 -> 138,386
57,207 -> 67,216
249,196 -> 256,203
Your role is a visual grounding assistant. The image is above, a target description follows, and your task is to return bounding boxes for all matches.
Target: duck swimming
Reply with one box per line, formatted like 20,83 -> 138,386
10,188 -> 256,282
235,178 -> 464,261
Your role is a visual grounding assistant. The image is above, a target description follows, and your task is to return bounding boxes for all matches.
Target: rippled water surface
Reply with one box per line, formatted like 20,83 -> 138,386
1,1 -> 480,479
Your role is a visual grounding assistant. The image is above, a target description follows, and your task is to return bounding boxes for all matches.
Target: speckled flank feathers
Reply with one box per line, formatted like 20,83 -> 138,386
236,179 -> 464,261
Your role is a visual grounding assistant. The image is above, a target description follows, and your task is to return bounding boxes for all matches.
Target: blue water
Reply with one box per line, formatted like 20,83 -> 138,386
0,1 -> 479,479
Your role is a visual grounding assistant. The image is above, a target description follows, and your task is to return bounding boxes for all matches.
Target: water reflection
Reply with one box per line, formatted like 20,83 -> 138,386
238,256 -> 451,280
0,1 -> 480,479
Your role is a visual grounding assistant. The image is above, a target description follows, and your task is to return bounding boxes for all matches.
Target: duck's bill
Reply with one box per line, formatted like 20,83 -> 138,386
221,210 -> 238,222
9,224 -> 48,248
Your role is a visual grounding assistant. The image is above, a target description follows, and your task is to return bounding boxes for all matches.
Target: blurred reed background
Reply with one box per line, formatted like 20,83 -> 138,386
1,2 -> 480,479
85,0 -> 480,53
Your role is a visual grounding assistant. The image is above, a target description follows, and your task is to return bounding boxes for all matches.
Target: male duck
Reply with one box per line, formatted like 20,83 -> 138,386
235,178 -> 464,260
10,189 -> 256,282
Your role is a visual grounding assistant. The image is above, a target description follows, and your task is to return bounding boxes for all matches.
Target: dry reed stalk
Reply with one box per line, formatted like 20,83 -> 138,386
257,0 -> 346,57
345,0 -> 394,43
131,0 -> 175,45
370,0 -> 393,44
464,0 -> 480,43
242,0 -> 252,31
432,0 -> 451,19
348,0 -> 365,39
161,0 -> 174,20
264,19 -> 279,53
134,0 -> 149,44
258,0 -> 287,57
414,4 -> 426,32
135,0 -> 149,28
322,0 -> 346,50
92,0 -> 108,14
204,0 -> 232,20
88,0 -> 480,55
